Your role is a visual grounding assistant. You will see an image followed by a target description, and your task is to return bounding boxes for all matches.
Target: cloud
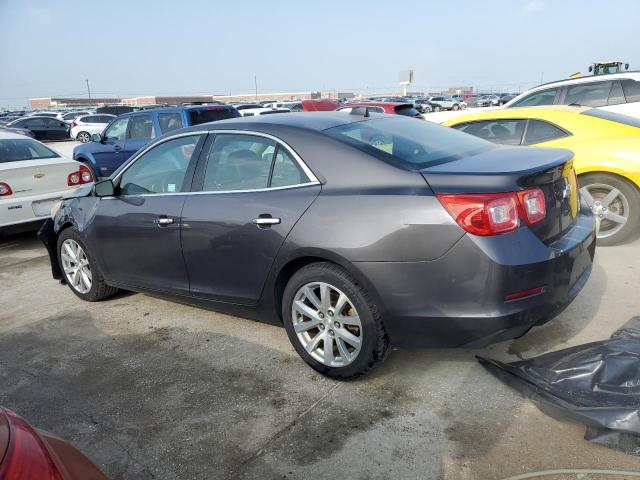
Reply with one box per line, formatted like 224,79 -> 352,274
522,0 -> 545,15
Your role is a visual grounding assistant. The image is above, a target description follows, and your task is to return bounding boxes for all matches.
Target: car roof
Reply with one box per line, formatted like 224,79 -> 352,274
443,105 -> 590,124
345,101 -> 409,107
176,111 -> 376,135
519,71 -> 640,92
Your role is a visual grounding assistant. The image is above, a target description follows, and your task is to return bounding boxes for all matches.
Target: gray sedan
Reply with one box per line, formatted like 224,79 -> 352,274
39,112 -> 596,378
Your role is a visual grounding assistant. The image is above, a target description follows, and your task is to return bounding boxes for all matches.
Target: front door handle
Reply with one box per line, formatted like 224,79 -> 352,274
154,216 -> 174,226
251,216 -> 281,227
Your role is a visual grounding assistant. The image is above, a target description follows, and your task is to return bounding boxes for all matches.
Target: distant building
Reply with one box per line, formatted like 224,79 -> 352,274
445,86 -> 474,95
122,95 -> 214,106
29,97 -> 122,109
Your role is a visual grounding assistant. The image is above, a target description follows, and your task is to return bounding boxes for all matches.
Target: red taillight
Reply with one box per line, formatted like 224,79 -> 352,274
517,187 -> 546,225
71,120 -> 77,129
0,410 -> 63,480
67,165 -> 94,186
0,182 -> 12,196
437,187 -> 546,236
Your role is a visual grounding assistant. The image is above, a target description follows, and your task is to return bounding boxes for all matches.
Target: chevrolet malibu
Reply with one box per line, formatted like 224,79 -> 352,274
39,112 -> 596,378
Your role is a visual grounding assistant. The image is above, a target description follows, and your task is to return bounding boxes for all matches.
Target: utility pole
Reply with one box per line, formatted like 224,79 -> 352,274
85,79 -> 91,100
540,72 -> 544,84
254,76 -> 258,100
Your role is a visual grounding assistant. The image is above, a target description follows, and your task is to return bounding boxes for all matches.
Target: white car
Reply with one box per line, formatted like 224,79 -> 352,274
70,114 -> 116,143
58,111 -> 91,124
0,131 -> 93,230
232,104 -> 290,117
504,72 -> 640,118
427,96 -> 465,111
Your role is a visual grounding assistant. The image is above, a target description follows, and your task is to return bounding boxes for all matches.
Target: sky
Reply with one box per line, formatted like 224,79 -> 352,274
1,0 -> 639,108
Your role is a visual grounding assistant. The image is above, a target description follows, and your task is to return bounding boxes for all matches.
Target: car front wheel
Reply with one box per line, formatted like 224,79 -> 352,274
57,228 -> 119,301
579,173 -> 640,246
282,262 -> 388,379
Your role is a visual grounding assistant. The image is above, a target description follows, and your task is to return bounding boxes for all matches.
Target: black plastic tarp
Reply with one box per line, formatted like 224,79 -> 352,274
478,316 -> 640,455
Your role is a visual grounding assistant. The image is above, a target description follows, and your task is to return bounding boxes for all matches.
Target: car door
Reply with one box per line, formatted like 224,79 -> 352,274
88,133 -> 206,293
122,114 -> 156,161
44,118 -> 68,140
93,116 -> 129,176
22,118 -> 47,139
181,132 -> 321,304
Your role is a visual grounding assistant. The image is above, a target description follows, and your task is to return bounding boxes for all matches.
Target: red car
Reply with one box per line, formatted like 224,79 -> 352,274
0,407 -> 106,480
337,101 -> 424,119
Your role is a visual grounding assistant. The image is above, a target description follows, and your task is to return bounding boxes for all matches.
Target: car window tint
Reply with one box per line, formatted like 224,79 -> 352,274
608,81 -> 625,105
564,81 -> 611,107
523,120 -> 568,145
98,115 -> 114,123
453,119 -> 526,145
127,114 -> 154,140
622,79 -> 640,103
270,147 -> 309,188
188,107 -> 239,125
511,88 -> 558,107
119,135 -> 200,195
104,117 -> 129,141
325,117 -> 492,168
203,134 -> 275,191
0,138 -> 59,163
83,116 -> 99,123
26,118 -> 46,127
158,113 -> 184,133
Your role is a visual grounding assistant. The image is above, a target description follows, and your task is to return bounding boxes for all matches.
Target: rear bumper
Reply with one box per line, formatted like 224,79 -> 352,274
0,190 -> 71,228
355,208 -> 597,348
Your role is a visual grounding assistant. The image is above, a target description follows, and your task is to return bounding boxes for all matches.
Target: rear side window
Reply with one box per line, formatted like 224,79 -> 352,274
203,134 -> 275,191
188,107 -> 239,126
270,147 -> 308,187
511,88 -> 558,107
325,116 -> 492,169
622,79 -> 640,103
0,138 -> 59,162
83,115 -> 100,123
607,81 -> 625,105
394,105 -> 420,117
158,113 -> 185,134
523,120 -> 569,145
453,119 -> 526,145
564,81 -> 611,107
127,115 -> 154,140
581,109 -> 640,128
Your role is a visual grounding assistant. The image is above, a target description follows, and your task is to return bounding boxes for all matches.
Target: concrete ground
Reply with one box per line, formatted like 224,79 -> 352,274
1,140 -> 639,479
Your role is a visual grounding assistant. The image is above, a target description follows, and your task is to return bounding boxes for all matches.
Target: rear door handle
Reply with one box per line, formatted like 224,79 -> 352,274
154,216 -> 174,226
251,216 -> 281,227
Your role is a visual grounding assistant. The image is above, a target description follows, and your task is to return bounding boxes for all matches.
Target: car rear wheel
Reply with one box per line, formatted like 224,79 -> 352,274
452,104 -> 460,110
282,262 -> 389,379
57,228 -> 119,301
76,131 -> 91,143
579,173 -> 640,246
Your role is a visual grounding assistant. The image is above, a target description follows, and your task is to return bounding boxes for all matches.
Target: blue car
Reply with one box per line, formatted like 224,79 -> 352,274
73,105 -> 240,177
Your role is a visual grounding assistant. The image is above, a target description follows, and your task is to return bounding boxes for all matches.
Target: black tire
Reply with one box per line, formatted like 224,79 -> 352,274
423,105 -> 432,113
434,105 -> 441,112
57,227 -> 119,301
76,131 -> 91,143
282,262 -> 389,379
452,104 -> 460,111
579,173 -> 640,246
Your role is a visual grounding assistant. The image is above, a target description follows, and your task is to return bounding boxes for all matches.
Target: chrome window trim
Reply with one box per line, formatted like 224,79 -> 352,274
112,129 -> 319,193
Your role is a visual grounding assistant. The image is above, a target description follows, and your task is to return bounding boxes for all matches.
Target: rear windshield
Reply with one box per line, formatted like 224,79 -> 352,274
324,116 -> 492,169
0,138 -> 60,163
394,105 -> 421,117
581,108 -> 640,128
188,108 -> 240,126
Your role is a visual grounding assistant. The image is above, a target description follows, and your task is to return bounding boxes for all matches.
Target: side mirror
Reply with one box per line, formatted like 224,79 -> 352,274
91,133 -> 102,142
625,63 -> 629,70
588,65 -> 593,72
94,179 -> 114,197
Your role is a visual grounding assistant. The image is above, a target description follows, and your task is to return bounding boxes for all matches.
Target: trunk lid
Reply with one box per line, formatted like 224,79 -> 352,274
0,158 -> 81,200
421,146 -> 579,243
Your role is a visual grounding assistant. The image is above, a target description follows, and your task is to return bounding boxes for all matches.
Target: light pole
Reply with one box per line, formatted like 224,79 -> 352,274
86,79 -> 91,100
254,76 -> 258,100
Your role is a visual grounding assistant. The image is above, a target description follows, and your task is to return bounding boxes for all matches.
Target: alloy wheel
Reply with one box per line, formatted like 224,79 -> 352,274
291,282 -> 363,367
580,183 -> 630,239
77,132 -> 91,143
61,239 -> 92,294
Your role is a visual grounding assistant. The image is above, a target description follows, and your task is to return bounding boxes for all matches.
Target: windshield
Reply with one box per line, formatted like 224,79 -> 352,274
0,138 -> 60,163
324,116 -> 493,169
582,108 -> 640,128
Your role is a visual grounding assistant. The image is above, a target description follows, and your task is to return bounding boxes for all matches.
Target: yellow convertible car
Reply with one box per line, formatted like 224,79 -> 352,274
443,106 -> 640,245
